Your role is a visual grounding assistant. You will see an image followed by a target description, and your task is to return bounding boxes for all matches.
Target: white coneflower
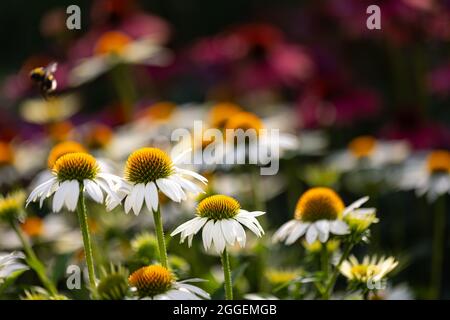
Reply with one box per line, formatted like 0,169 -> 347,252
128,264 -> 209,300
339,255 -> 398,284
27,153 -> 120,212
171,195 -> 265,253
108,147 -> 207,215
108,147 -> 207,269
69,31 -> 172,87
398,150 -> 450,202
171,195 -> 265,300
273,188 -> 372,245
327,135 -> 410,172
26,152 -> 120,289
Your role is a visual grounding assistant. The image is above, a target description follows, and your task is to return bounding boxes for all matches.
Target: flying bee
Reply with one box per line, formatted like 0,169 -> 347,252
29,62 -> 58,99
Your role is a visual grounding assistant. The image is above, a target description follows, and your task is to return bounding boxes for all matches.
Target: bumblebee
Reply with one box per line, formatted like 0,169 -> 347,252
29,62 -> 58,98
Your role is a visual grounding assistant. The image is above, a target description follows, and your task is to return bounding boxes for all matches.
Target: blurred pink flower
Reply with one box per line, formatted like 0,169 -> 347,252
380,111 -> 450,149
428,63 -> 450,97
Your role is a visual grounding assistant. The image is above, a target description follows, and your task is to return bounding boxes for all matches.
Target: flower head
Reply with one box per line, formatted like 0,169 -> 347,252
128,264 -> 209,300
273,188 -> 372,245
27,152 -> 120,212
94,31 -> 132,56
0,190 -> 26,222
225,111 -> 264,133
426,150 -> 450,174
109,147 -> 207,215
47,141 -> 87,169
0,142 -> 14,167
208,102 -> 243,128
348,136 -> 377,159
339,255 -> 398,284
171,195 -> 265,254
95,265 -> 129,300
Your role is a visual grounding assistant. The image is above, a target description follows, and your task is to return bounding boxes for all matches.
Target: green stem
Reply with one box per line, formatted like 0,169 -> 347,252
321,244 -> 329,283
323,241 -> 355,299
430,196 -> 446,299
221,248 -> 233,300
10,221 -> 58,296
76,190 -> 96,290
152,206 -> 169,268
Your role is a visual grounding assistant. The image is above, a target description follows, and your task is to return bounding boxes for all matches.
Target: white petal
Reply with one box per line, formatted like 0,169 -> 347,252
305,225 -> 318,244
343,196 -> 369,216
144,182 -> 158,212
202,219 -> 215,251
235,215 -> 263,237
175,167 -> 208,184
84,180 -> 103,203
156,178 -> 180,202
212,221 -> 226,253
53,181 -> 70,212
220,219 -> 237,245
132,183 -> 145,215
315,220 -> 330,242
285,222 -> 309,245
330,220 -> 349,235
231,219 -> 246,247
272,220 -> 297,242
64,180 -> 80,211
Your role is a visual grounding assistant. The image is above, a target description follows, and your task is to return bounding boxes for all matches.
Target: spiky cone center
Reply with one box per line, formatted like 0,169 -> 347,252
427,150 -> 450,174
209,102 -> 243,128
47,141 -> 87,169
94,31 -> 132,55
128,265 -> 174,297
197,195 -> 241,220
21,217 -> 44,237
0,142 -> 14,166
295,187 -> 345,222
53,152 -> 99,181
348,136 -> 377,158
125,148 -> 174,184
225,111 -> 264,133
145,102 -> 176,121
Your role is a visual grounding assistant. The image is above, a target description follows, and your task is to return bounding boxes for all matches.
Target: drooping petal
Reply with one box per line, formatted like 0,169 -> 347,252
220,219 -> 237,245
131,183 -> 145,215
144,182 -> 158,212
64,180 -> 80,211
84,179 -> 103,203
305,225 -> 318,244
201,219 -> 215,251
330,220 -> 350,235
52,181 -> 70,212
285,222 -> 309,245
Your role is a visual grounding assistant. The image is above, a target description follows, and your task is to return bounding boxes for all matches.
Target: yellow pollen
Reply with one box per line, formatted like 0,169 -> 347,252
21,217 -> 44,237
350,264 -> 379,280
47,141 -> 87,169
0,142 -> 14,166
348,136 -> 377,158
197,195 -> 241,220
128,265 -> 174,297
53,152 -> 99,181
94,31 -> 132,56
145,102 -> 176,121
86,124 -> 113,149
427,150 -> 450,174
225,111 -> 264,133
208,102 -> 243,128
295,187 -> 345,222
125,148 -> 174,184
